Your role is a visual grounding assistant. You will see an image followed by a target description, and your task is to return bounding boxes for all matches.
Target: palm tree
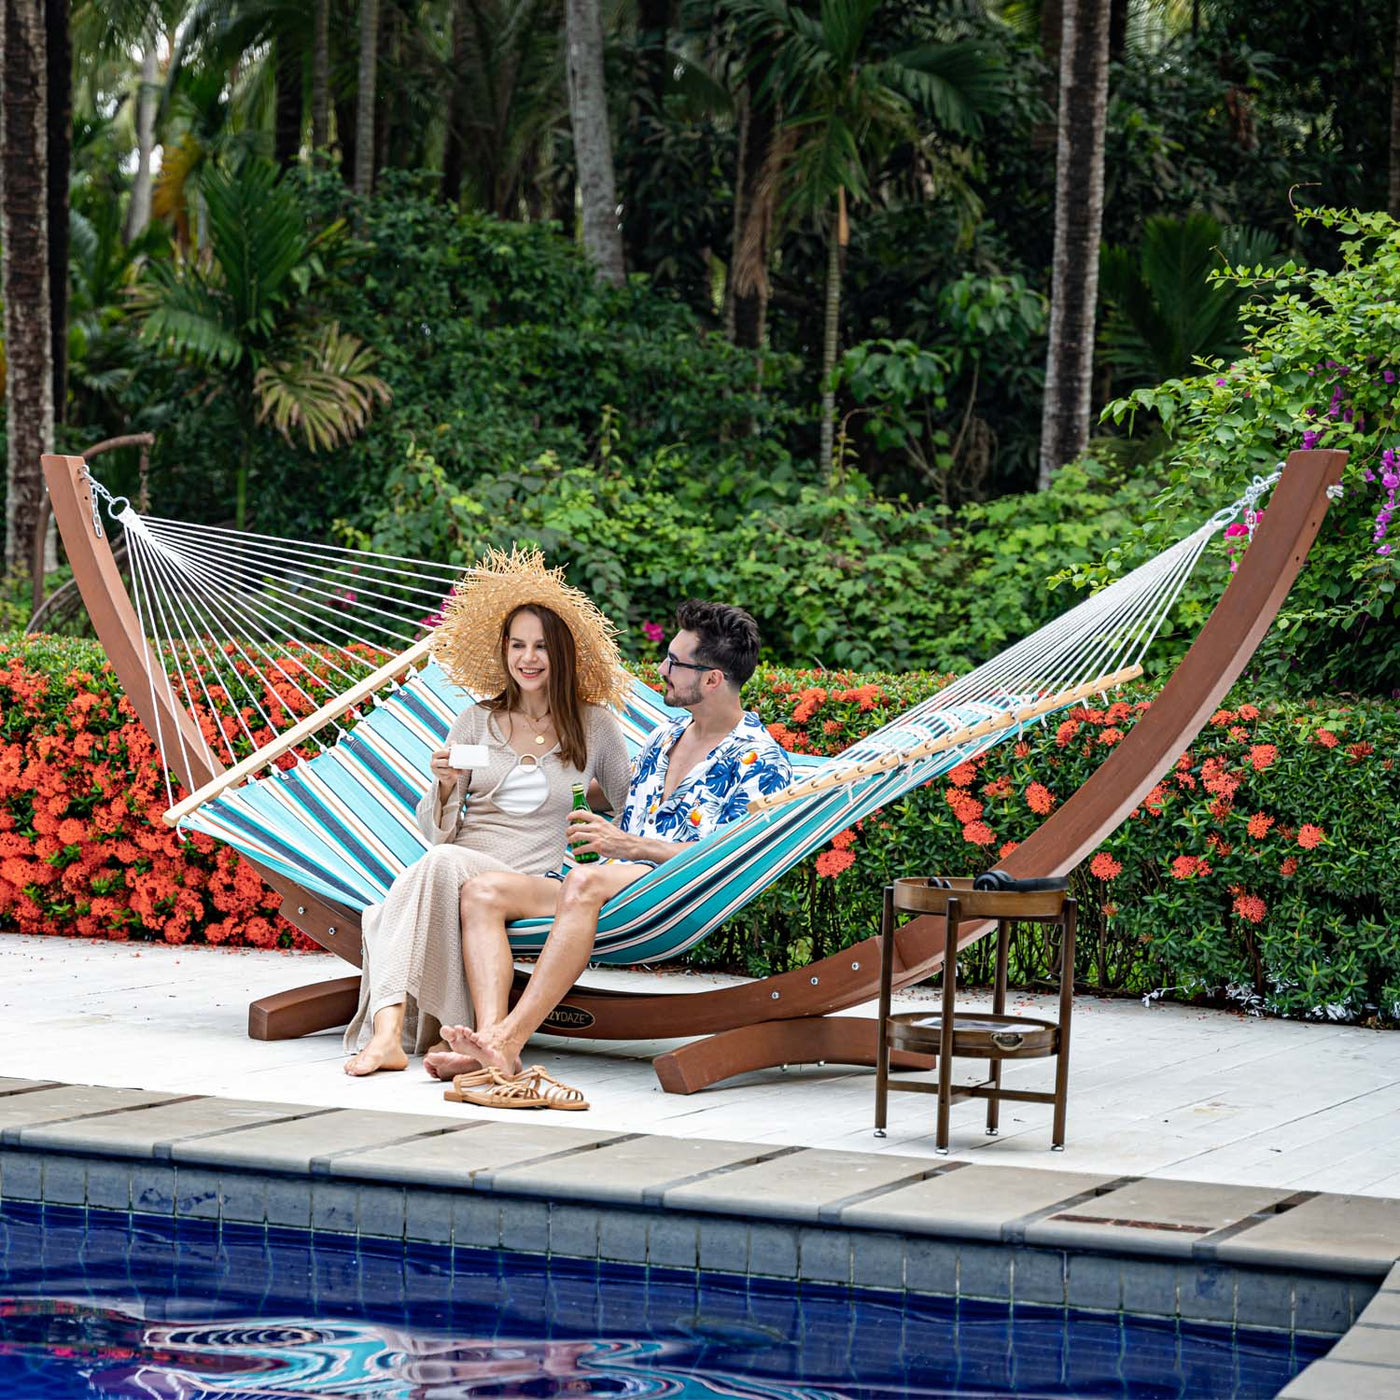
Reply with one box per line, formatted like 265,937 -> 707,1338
441,0 -> 568,216
1391,0 -> 1400,217
566,0 -> 626,284
46,0 -> 71,430
1037,0 -> 1111,489
2,0 -> 56,575
311,0 -> 330,152
136,159 -> 390,526
730,0 -> 1005,476
355,0 -> 378,194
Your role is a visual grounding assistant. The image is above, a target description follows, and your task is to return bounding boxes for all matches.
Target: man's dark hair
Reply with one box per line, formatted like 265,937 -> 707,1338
675,600 -> 762,687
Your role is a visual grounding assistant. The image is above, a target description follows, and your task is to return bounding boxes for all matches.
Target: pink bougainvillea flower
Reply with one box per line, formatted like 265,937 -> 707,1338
642,620 -> 665,643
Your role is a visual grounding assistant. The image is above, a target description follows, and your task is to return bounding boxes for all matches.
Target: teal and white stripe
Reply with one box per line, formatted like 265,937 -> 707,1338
181,662 -> 1030,965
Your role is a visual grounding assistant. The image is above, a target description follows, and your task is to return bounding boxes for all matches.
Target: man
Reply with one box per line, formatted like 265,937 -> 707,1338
431,600 -> 792,1081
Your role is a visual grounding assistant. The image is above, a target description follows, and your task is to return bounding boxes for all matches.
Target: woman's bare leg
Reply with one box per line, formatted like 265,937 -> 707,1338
344,1002 -> 409,1076
454,862 -> 645,1074
428,871 -> 562,1080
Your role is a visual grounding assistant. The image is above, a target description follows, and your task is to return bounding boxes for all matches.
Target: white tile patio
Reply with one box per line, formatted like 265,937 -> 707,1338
3,931 -> 1399,1197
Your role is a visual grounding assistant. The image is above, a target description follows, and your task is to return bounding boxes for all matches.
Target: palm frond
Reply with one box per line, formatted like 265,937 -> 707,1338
254,323 -> 392,452
200,161 -> 312,329
888,40 -> 1006,137
136,273 -> 244,368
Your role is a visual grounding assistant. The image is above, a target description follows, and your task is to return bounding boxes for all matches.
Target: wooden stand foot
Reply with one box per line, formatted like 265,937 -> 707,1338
248,975 -> 361,1040
652,1016 -> 934,1095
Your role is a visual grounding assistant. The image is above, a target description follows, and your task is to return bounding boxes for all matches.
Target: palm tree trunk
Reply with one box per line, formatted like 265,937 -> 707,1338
1038,0 -> 1111,489
1390,0 -> 1400,217
45,0 -> 67,431
354,0 -> 378,196
312,0 -> 330,152
125,47 -> 158,241
564,0 -> 625,286
730,70 -> 778,352
441,0 -> 469,204
377,1 -> 400,171
275,35 -> 303,167
1,0 -> 55,574
818,196 -> 843,480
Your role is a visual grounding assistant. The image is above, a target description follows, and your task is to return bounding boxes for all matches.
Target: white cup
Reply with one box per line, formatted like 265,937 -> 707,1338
449,742 -> 491,770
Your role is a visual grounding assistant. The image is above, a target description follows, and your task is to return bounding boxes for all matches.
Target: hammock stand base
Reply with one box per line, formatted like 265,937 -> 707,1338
42,449 -> 1347,1095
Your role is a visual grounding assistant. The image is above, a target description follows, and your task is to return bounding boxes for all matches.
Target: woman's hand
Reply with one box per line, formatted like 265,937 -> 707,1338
429,746 -> 458,798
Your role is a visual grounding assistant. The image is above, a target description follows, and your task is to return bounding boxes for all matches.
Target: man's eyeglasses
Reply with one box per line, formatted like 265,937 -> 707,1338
663,650 -> 720,676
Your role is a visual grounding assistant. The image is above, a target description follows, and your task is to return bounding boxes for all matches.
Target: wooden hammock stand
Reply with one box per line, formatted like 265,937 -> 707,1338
41,449 -> 1347,1094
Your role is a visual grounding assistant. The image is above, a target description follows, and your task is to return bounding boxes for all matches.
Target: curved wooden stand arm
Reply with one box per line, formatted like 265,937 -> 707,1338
40,453 -> 362,968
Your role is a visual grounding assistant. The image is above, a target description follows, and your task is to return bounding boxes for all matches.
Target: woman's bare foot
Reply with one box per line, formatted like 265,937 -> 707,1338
442,1023 -> 522,1076
344,1035 -> 408,1076
423,1048 -> 480,1080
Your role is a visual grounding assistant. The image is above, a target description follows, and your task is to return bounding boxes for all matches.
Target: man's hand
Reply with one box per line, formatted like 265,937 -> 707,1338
567,811 -> 686,865
567,809 -> 631,860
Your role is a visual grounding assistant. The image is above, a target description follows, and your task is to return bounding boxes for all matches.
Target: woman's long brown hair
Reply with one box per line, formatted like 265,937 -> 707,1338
486,605 -> 588,770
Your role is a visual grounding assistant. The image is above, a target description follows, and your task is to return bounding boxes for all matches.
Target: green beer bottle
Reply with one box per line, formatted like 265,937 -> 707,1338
570,782 -> 599,863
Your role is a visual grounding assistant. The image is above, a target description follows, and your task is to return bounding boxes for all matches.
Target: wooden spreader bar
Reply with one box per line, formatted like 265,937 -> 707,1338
162,636 -> 435,826
748,664 -> 1143,813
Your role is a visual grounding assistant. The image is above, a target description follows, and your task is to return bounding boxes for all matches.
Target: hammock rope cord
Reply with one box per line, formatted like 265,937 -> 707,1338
84,466 -> 1282,965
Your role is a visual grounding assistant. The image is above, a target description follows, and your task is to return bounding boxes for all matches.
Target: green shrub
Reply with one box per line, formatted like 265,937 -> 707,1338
735,671 -> 1400,1024
345,446 -> 1162,672
1102,207 -> 1400,695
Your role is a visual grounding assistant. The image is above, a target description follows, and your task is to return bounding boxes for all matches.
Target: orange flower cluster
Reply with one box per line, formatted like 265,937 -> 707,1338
1297,823 -> 1326,849
1171,854 -> 1213,879
1090,852 -> 1122,880
1232,891 -> 1268,924
815,848 -> 855,878
0,645 -> 335,951
1025,782 -> 1054,815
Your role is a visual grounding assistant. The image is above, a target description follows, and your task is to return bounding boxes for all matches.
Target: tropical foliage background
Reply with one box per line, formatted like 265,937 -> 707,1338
1,0 -> 1398,1019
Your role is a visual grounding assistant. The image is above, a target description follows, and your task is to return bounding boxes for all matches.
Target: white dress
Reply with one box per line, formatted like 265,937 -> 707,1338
343,702 -> 630,1054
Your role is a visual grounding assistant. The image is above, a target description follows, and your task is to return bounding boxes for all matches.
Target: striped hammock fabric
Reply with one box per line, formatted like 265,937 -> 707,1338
119,461 -> 1281,967
180,659 -> 1027,965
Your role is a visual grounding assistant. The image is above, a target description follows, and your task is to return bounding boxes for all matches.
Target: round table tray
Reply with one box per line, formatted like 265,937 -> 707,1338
886,1010 -> 1059,1059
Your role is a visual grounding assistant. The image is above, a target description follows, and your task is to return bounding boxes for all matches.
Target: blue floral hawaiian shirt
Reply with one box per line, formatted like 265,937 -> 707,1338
619,711 -> 793,844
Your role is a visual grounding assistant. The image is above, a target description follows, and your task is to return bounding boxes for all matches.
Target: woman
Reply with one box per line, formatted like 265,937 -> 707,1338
343,546 -> 631,1076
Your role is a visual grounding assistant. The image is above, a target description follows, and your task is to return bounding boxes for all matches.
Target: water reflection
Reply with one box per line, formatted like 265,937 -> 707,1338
0,1203 -> 1325,1399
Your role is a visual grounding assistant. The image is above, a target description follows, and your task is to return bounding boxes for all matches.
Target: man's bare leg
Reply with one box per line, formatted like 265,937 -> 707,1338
452,862 -> 646,1073
345,1002 -> 409,1076
428,871 -> 562,1080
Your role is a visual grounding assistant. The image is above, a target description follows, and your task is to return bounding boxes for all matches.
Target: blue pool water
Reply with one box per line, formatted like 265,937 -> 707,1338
0,1201 -> 1327,1398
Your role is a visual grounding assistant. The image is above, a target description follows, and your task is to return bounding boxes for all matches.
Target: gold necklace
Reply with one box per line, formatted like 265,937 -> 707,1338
519,708 -> 552,746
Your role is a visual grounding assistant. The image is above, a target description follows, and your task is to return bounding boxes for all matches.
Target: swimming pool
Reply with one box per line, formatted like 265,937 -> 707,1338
0,1201 -> 1327,1398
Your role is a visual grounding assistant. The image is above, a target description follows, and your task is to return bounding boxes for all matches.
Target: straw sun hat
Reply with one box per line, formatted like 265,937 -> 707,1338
431,545 -> 629,709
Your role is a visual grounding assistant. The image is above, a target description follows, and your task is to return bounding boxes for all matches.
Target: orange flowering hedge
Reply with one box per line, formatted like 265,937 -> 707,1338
0,634 -> 361,951
3,635 -> 1398,1023
728,668 -> 1400,1025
